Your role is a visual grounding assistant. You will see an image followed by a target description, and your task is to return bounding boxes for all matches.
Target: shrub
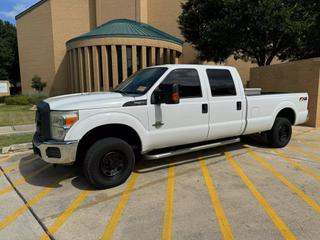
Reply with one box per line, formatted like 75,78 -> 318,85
27,94 -> 47,105
4,95 -> 47,105
31,75 -> 46,93
4,95 -> 30,105
0,96 -> 5,104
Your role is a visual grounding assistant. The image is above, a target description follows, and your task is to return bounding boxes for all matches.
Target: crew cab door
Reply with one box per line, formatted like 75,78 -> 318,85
147,68 -> 209,149
206,68 -> 246,140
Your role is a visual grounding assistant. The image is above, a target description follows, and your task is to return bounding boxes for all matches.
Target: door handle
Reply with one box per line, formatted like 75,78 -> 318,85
236,101 -> 242,111
202,103 -> 208,114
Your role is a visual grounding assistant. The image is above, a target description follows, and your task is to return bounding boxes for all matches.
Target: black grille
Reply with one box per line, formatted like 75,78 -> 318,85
36,101 -> 51,141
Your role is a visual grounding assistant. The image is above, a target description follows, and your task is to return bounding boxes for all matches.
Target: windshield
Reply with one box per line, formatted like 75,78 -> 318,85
113,67 -> 168,95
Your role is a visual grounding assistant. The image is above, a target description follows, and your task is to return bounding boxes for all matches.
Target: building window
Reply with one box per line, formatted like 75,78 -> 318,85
127,46 -> 132,77
107,46 -> 113,89
137,46 -> 142,70
116,46 -> 123,82
97,46 -> 103,90
146,47 -> 151,67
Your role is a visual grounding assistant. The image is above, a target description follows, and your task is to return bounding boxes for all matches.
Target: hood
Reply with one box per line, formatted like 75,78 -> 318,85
44,92 -> 135,110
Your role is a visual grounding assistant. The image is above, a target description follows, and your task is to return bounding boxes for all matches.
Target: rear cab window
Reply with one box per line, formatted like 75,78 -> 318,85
160,68 -> 202,98
206,69 -> 237,97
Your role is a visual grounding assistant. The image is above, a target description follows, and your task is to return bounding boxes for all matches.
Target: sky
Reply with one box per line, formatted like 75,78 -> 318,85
0,0 -> 39,24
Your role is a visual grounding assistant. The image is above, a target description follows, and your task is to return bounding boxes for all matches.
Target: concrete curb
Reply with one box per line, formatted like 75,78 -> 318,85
1,142 -> 33,154
0,124 -> 35,136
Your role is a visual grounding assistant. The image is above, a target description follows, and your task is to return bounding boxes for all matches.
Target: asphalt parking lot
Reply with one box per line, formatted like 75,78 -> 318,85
0,126 -> 319,240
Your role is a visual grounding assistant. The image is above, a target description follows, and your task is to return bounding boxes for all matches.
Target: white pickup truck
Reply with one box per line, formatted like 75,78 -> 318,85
33,64 -> 308,188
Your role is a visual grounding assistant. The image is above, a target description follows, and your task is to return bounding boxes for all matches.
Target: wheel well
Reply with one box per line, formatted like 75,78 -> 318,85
276,108 -> 296,125
76,124 -> 142,163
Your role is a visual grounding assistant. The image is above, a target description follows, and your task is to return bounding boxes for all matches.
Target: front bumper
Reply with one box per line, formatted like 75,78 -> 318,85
32,133 -> 78,165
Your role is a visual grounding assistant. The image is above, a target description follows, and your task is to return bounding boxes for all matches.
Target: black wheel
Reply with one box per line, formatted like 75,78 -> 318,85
83,137 -> 135,189
267,117 -> 292,148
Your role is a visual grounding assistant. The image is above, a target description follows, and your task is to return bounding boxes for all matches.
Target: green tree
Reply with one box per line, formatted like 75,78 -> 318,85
0,19 -> 20,85
178,0 -> 320,66
31,75 -> 46,93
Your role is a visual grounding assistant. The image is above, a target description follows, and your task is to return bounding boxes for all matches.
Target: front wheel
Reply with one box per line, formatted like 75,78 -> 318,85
267,117 -> 292,148
83,137 -> 135,189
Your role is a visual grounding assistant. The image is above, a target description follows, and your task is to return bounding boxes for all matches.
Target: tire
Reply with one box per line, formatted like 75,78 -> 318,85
267,117 -> 292,148
83,137 -> 135,189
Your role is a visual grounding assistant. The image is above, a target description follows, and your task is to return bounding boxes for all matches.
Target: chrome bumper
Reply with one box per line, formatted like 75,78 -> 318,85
32,133 -> 78,165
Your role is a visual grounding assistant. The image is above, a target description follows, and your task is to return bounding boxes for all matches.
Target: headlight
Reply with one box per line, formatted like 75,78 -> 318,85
50,111 -> 79,140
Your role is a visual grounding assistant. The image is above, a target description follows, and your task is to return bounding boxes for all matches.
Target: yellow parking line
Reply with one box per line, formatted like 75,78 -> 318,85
0,155 -> 11,163
293,129 -> 316,137
0,172 -> 73,231
246,148 -> 320,214
224,152 -> 296,240
40,190 -> 91,240
288,145 -> 320,161
293,138 -> 320,151
101,173 -> 139,240
0,164 -> 51,197
1,157 -> 37,175
162,162 -> 175,240
199,158 -> 234,240
272,150 -> 320,182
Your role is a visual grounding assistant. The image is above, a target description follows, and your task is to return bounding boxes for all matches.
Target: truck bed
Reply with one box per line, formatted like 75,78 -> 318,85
243,92 -> 309,135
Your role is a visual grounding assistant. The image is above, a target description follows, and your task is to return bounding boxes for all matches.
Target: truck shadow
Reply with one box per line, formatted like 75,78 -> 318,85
18,135 -> 270,191
18,154 -> 80,189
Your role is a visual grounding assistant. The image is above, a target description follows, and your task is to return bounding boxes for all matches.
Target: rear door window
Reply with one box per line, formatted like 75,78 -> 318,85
206,69 -> 236,96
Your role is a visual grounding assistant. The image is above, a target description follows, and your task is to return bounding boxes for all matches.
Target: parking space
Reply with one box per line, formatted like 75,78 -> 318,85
0,126 -> 319,240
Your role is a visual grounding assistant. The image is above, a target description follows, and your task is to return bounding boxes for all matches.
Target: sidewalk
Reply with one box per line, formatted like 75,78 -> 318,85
0,124 -> 35,136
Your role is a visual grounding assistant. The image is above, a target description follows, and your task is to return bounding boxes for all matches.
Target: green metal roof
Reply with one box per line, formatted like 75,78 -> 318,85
67,19 -> 184,45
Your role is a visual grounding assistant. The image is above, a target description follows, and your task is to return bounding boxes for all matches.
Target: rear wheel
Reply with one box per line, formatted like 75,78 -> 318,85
267,117 -> 292,148
83,137 -> 135,189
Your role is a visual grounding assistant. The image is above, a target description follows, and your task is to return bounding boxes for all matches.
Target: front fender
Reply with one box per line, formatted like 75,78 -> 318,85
64,112 -> 149,151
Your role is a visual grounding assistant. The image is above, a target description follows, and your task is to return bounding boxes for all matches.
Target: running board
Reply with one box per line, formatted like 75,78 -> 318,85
143,138 -> 240,160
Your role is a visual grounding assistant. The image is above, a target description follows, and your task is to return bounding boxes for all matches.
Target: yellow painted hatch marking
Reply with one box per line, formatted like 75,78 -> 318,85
162,162 -> 175,240
272,149 -> 320,181
0,171 -> 73,231
224,151 -> 296,240
40,190 -> 91,240
246,147 -> 320,214
199,158 -> 234,240
101,172 -> 139,240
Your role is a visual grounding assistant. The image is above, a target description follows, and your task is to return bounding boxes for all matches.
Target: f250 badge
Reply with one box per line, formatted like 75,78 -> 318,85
299,97 -> 308,102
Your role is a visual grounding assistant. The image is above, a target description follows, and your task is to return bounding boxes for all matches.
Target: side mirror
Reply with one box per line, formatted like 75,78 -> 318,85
152,84 -> 180,105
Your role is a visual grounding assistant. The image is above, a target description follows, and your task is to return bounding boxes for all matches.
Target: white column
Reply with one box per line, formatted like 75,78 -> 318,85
111,45 -> 119,88
84,47 -> 92,92
77,48 -> 84,92
72,49 -> 79,92
92,46 -> 101,91
132,45 -> 137,73
121,45 -> 128,80
101,46 -> 109,91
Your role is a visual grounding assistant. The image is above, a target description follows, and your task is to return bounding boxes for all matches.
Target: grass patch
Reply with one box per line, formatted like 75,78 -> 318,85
0,104 -> 35,127
0,133 -> 33,148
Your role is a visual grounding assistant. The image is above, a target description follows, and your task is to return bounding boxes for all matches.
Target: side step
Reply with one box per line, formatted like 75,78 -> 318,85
143,138 -> 240,160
